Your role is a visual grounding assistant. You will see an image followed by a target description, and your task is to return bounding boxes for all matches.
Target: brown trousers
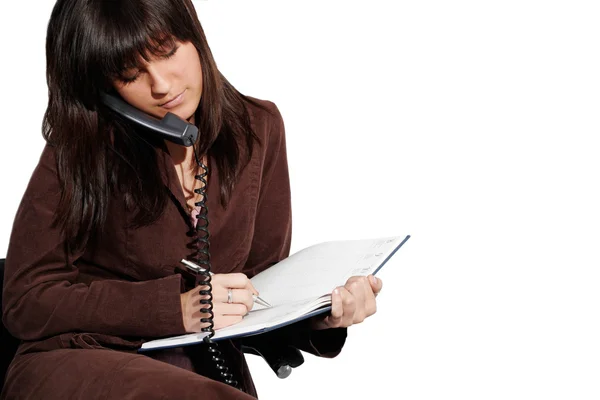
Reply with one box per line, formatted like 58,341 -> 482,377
1,349 -> 256,399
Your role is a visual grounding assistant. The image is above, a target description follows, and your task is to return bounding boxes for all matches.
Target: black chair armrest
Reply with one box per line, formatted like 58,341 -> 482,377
0,259 -> 21,393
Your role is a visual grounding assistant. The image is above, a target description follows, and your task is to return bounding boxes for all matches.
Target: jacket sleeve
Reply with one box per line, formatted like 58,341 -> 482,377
242,102 -> 346,358
1,144 -> 186,341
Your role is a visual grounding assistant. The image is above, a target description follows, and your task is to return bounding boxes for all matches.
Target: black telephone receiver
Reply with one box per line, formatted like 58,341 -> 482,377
100,92 -> 241,389
100,92 -> 199,147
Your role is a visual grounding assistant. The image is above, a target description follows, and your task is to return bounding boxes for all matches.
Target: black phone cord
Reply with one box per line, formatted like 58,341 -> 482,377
187,138 -> 239,389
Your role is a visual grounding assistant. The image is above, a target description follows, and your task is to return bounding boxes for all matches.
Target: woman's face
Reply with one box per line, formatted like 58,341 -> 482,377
112,40 -> 203,123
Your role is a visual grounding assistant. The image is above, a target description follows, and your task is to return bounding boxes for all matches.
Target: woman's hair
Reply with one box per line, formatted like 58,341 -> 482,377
44,0 -> 271,251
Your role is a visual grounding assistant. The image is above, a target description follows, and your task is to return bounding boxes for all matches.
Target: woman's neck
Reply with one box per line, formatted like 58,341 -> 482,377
164,140 -> 196,170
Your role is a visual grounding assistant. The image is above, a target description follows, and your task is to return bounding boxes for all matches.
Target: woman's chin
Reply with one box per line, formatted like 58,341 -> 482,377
168,105 -> 196,123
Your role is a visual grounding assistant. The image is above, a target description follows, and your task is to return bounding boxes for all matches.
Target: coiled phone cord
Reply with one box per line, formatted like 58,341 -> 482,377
187,138 -> 239,389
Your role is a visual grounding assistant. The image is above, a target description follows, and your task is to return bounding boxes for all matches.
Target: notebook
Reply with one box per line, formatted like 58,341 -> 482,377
139,235 -> 410,352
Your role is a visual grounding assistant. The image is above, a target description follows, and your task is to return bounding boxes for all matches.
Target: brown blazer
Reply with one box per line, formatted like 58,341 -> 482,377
1,98 -> 346,399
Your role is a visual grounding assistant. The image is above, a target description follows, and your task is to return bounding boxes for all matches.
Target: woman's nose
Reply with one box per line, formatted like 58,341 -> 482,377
147,66 -> 171,95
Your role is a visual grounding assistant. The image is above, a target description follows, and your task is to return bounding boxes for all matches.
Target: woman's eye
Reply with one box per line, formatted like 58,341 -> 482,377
121,72 -> 140,84
162,45 -> 179,59
116,45 -> 178,84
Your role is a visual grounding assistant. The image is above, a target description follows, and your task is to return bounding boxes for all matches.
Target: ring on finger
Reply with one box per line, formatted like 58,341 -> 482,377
227,288 -> 233,304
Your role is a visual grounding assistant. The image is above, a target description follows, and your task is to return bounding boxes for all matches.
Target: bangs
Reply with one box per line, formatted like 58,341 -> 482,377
104,33 -> 178,81
84,0 -> 196,88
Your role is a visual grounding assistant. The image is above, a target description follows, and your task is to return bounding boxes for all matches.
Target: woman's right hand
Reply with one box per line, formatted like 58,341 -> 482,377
180,273 -> 258,333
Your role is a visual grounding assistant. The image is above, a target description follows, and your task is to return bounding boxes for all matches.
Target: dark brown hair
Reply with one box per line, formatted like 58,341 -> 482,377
44,0 -> 271,251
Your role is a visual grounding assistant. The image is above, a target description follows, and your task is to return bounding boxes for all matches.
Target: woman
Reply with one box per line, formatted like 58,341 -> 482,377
1,0 -> 383,398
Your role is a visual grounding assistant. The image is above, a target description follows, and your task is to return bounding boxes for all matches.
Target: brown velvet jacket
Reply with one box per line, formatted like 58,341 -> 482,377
1,98 -> 346,397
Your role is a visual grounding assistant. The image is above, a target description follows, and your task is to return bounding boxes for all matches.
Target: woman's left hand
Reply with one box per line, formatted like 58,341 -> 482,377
309,274 -> 383,330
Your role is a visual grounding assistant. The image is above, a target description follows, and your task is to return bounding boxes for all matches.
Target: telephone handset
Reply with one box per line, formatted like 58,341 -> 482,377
100,92 -> 198,147
100,92 -> 240,389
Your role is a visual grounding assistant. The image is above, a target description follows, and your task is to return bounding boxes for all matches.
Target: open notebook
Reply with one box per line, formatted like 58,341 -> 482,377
139,235 -> 410,352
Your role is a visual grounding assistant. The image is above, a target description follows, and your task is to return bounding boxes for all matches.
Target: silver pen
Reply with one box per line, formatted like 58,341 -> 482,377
180,259 -> 272,308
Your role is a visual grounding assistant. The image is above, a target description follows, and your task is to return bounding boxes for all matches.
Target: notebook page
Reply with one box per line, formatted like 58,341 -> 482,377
212,296 -> 329,340
251,236 -> 406,307
141,295 -> 332,351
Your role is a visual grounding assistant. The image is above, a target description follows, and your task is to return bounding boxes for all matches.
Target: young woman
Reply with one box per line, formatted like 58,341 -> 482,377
1,0 -> 383,398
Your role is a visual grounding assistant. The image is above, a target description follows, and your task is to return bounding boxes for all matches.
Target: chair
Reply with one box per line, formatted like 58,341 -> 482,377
0,258 -> 302,393
0,259 -> 21,393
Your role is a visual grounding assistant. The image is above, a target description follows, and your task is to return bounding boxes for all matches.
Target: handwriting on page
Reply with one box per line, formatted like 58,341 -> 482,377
253,237 -> 402,306
371,238 -> 396,248
346,252 -> 382,276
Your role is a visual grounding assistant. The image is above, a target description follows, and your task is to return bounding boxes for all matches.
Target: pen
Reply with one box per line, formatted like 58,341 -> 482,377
180,259 -> 272,308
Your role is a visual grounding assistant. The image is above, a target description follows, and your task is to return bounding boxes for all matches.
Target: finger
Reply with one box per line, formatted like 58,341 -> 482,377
325,287 -> 354,328
364,277 -> 378,317
209,287 -> 253,311
211,273 -> 251,289
334,286 -> 356,327
346,275 -> 380,293
354,277 -> 375,320
345,276 -> 368,295
327,288 -> 344,327
235,289 -> 253,311
212,302 -> 249,316
193,283 -> 223,302
227,289 -> 253,312
345,277 -> 368,311
247,280 -> 259,296
187,310 -> 217,332
344,275 -> 363,288
345,276 -> 371,300
187,284 -> 205,298
192,308 -> 246,331
368,274 -> 383,296
191,307 -> 244,321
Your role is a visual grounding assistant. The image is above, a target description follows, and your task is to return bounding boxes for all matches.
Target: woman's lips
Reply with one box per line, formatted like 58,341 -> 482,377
161,90 -> 185,109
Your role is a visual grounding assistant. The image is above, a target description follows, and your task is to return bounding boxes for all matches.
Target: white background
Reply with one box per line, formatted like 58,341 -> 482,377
1,1 -> 599,399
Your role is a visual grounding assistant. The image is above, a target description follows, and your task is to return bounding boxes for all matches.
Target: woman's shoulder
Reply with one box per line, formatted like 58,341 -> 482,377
244,95 -> 281,118
32,142 -> 58,176
243,95 -> 285,140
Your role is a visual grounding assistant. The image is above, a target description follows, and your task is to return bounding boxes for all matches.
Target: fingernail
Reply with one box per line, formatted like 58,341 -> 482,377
334,288 -> 339,295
